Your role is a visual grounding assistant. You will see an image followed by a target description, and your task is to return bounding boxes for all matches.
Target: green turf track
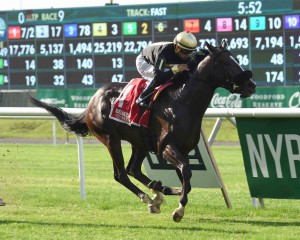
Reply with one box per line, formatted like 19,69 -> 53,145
0,144 -> 299,240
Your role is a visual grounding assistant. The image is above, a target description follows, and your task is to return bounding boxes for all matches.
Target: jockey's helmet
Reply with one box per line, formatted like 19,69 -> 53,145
173,31 -> 197,51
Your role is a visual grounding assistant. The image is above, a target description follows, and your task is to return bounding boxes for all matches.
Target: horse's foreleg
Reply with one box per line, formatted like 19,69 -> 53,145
106,140 -> 160,214
126,147 -> 181,196
162,144 -> 192,222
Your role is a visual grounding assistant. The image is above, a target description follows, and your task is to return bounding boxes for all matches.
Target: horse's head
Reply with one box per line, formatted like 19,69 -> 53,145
205,40 -> 256,98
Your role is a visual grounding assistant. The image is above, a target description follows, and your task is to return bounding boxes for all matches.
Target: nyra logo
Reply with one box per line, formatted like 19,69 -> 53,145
245,134 -> 300,179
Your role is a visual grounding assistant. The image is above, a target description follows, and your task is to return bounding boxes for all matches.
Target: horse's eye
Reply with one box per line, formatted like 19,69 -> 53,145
224,61 -> 230,66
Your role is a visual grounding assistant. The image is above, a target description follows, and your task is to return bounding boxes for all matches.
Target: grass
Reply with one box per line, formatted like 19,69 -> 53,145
1,143 -> 300,239
0,119 -> 299,239
0,119 -> 72,140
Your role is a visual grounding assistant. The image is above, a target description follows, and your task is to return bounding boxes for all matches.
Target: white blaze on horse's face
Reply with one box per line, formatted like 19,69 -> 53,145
233,83 -> 239,90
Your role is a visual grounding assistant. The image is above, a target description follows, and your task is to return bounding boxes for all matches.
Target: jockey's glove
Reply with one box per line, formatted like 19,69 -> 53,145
171,65 -> 180,74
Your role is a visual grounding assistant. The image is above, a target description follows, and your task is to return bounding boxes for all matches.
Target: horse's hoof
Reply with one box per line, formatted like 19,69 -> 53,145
172,204 -> 185,222
148,204 -> 161,214
149,190 -> 164,214
172,212 -> 183,222
141,194 -> 161,214
0,199 -> 5,206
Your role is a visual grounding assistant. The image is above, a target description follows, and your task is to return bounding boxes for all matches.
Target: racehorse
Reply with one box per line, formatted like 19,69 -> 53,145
30,40 -> 256,222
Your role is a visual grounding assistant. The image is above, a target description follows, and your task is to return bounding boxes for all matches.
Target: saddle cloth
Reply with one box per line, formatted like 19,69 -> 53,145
109,78 -> 172,128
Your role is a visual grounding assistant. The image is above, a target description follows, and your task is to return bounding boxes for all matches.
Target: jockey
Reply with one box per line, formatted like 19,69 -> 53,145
135,31 -> 198,108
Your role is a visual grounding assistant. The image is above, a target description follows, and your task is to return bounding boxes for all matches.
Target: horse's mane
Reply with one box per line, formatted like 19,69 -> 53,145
170,49 -> 209,85
166,49 -> 210,100
187,49 -> 210,73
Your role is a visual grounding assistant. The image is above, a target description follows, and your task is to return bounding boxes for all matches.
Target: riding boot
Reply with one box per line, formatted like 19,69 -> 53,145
136,79 -> 159,108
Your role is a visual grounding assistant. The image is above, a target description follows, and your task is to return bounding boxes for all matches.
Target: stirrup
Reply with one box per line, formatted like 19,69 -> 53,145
137,101 -> 151,109
136,97 -> 151,109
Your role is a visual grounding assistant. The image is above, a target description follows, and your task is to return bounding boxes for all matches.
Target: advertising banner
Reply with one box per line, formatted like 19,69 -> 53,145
210,86 -> 300,108
66,89 -> 95,108
236,118 -> 300,199
37,89 -> 95,107
38,86 -> 300,109
37,89 -> 68,107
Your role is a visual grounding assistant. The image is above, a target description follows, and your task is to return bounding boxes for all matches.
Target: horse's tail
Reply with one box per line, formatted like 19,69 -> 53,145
30,96 -> 91,137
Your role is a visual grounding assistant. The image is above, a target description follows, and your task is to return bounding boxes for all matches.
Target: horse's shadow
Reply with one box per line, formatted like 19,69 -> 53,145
0,219 -> 248,234
194,217 -> 300,227
1,217 -> 299,234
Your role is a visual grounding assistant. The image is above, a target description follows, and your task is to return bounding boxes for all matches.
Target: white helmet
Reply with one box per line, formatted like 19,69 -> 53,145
173,31 -> 197,51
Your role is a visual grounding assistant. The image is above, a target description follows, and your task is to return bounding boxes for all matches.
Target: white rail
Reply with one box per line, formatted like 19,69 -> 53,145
0,107 -> 300,118
0,107 -> 83,118
205,108 -> 300,117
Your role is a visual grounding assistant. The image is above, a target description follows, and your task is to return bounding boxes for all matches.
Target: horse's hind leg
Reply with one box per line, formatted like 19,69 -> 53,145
125,146 -> 164,211
104,137 -> 160,213
126,146 -> 181,196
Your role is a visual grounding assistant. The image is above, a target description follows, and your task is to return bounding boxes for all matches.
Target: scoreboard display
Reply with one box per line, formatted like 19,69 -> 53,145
0,0 -> 300,89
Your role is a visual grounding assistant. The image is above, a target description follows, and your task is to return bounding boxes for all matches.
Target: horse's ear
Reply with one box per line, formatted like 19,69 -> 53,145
205,41 -> 215,53
221,39 -> 228,49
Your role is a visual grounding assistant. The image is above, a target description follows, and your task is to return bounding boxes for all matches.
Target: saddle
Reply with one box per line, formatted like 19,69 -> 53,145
109,78 -> 173,128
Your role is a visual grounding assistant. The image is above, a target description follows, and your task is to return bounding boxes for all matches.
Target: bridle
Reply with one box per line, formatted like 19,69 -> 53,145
209,49 -> 247,92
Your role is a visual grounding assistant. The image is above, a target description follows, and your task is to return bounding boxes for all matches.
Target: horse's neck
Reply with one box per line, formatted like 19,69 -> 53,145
181,60 -> 216,116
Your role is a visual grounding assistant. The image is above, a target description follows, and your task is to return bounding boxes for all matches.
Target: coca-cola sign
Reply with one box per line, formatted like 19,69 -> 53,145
210,93 -> 242,108
211,87 -> 300,108
289,92 -> 300,108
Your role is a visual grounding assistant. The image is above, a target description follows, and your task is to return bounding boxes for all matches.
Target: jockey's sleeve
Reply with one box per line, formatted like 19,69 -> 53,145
154,69 -> 174,84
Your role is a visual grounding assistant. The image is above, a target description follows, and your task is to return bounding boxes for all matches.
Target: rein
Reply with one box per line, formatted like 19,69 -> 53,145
209,50 -> 239,91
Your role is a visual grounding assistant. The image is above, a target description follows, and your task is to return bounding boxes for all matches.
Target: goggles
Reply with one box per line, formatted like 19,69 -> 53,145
179,47 -> 194,55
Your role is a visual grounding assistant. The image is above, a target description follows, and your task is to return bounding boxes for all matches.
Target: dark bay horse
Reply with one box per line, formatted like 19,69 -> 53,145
30,41 -> 256,222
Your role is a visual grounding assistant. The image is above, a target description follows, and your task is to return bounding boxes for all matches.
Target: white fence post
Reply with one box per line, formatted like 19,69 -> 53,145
76,135 -> 86,200
52,120 -> 56,145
